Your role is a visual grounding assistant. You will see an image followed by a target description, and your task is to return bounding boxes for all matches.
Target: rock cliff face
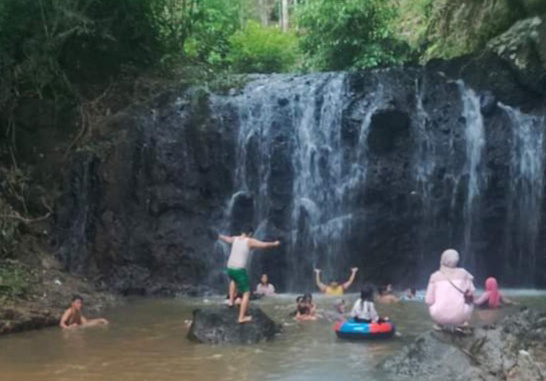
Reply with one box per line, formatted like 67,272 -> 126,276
54,26 -> 546,294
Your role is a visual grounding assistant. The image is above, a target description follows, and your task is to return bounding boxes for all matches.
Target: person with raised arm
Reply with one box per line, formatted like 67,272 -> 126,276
218,226 -> 280,323
314,267 -> 358,295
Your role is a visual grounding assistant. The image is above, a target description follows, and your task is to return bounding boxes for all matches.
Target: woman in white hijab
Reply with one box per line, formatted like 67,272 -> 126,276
425,249 -> 475,329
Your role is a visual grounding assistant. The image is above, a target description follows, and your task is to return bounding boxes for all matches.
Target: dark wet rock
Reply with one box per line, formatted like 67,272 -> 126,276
380,309 -> 546,381
187,306 -> 281,344
487,16 -> 546,98
54,58 -> 546,293
0,306 -> 59,334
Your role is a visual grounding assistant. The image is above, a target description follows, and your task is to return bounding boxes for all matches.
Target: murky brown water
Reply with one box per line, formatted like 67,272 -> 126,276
0,292 -> 543,381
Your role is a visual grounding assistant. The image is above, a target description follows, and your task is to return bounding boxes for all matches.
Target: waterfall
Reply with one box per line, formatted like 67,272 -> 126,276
412,80 -> 486,273
289,74 -> 348,285
459,82 -> 486,270
54,67 -> 546,294
499,104 -> 545,283
412,77 -> 434,265
212,73 -> 546,290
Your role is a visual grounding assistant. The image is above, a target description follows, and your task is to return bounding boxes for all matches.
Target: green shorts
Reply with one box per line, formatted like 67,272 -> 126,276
227,268 -> 250,293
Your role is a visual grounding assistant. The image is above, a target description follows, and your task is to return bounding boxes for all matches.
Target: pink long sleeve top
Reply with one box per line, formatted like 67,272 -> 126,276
425,267 -> 475,326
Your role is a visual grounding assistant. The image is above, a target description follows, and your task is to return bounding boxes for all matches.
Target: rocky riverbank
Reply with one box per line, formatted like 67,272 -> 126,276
380,308 -> 546,381
0,240 -> 117,335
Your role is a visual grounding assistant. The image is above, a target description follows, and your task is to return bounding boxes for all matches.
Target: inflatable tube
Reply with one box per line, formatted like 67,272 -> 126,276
334,319 -> 395,340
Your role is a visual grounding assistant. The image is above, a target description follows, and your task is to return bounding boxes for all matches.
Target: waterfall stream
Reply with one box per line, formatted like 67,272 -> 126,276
214,72 -> 546,290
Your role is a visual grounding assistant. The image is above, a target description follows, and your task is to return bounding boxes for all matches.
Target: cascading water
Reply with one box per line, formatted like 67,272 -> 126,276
411,79 -> 486,275
220,73 -> 366,289
288,74 -> 348,286
459,82 -> 486,270
499,104 -> 545,284
54,67 -> 546,294
213,71 -> 546,290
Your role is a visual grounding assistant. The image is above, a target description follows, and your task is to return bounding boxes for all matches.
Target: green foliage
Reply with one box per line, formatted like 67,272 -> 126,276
0,0 -> 163,99
182,0 -> 243,67
228,21 -> 299,73
0,261 -> 31,300
297,0 -> 410,70
394,0 -> 434,54
0,200 -> 20,260
419,0 -> 527,60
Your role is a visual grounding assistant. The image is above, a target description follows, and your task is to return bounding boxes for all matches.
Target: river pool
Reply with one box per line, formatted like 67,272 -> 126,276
0,292 -> 544,381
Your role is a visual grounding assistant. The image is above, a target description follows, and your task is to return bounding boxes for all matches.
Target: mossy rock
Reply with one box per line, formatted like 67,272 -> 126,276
487,16 -> 546,95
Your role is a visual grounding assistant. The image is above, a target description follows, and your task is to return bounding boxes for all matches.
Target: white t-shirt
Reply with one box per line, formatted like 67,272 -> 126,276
255,283 -> 275,296
350,300 -> 378,321
227,237 -> 250,269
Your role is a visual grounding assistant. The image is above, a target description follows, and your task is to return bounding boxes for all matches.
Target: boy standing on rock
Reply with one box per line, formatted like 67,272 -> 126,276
218,227 -> 280,323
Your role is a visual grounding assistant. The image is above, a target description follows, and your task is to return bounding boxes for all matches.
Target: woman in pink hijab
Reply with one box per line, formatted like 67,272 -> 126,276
425,249 -> 475,329
474,277 -> 516,308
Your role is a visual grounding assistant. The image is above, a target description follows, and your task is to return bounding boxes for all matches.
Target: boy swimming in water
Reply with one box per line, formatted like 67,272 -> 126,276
218,227 -> 280,323
59,295 -> 109,330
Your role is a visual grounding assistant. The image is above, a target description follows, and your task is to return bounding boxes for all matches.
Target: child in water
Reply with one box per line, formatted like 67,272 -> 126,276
351,285 -> 388,323
294,293 -> 318,321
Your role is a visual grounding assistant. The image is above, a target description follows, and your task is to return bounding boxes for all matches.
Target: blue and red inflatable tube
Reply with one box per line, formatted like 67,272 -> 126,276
334,319 -> 396,340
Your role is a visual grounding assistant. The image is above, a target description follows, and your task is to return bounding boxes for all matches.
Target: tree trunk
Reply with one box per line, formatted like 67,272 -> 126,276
281,0 -> 289,32
259,0 -> 269,26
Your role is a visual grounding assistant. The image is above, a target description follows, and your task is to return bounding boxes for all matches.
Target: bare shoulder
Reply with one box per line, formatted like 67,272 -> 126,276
247,237 -> 262,246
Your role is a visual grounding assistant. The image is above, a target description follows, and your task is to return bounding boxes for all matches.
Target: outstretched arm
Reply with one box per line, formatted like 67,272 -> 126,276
314,269 -> 327,292
248,238 -> 280,249
342,268 -> 358,290
473,291 -> 489,307
501,294 -> 518,306
218,234 -> 234,244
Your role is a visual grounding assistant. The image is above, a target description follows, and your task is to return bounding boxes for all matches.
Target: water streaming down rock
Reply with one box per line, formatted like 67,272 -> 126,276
411,80 -> 487,272
499,104 -> 545,284
54,67 -> 546,294
459,82 -> 487,270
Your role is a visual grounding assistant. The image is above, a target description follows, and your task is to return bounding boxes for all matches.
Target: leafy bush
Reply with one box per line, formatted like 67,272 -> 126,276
182,0 -> 243,68
297,0 -> 410,70
228,21 -> 299,73
0,200 -> 19,261
0,261 -> 31,300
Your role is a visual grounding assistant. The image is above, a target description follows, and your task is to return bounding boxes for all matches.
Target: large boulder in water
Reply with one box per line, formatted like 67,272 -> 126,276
187,305 -> 281,344
379,308 -> 546,381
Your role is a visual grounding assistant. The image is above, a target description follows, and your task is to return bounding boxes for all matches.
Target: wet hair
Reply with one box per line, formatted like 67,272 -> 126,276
297,304 -> 310,315
296,296 -> 304,303
303,293 -> 313,302
72,295 -> 83,302
360,285 -> 374,307
241,225 -> 254,236
377,285 -> 387,296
